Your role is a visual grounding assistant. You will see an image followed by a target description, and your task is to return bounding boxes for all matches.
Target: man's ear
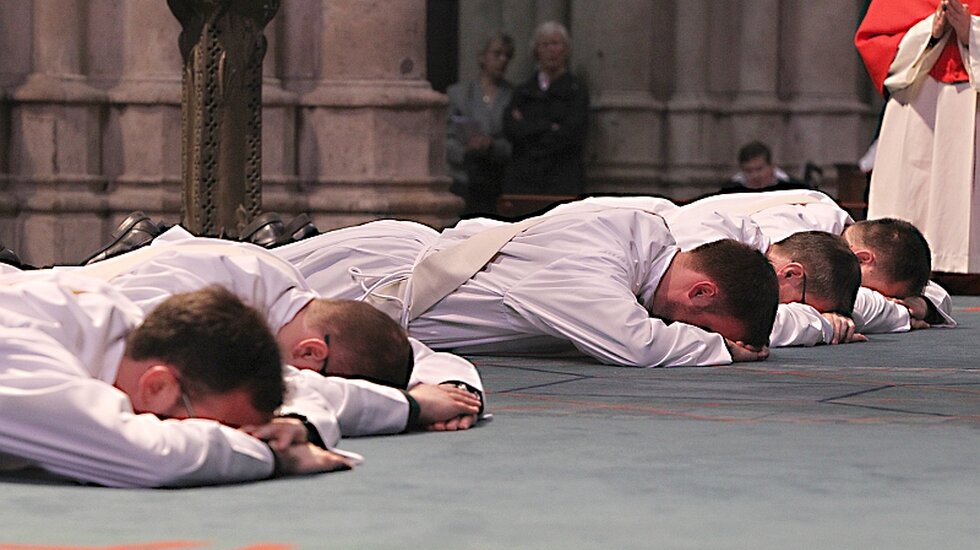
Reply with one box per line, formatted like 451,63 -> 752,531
853,248 -> 875,266
136,365 -> 182,417
289,337 -> 329,370
776,261 -> 805,282
687,280 -> 719,307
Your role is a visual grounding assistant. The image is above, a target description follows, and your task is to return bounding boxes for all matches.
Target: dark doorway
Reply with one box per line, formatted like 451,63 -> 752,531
426,0 -> 458,93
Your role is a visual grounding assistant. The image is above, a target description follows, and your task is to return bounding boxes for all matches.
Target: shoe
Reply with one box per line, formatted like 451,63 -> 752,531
83,211 -> 162,265
274,213 -> 320,247
0,238 -> 23,268
240,212 -> 285,248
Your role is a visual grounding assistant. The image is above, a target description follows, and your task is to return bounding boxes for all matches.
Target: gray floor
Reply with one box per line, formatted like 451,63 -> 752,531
2,299 -> 979,550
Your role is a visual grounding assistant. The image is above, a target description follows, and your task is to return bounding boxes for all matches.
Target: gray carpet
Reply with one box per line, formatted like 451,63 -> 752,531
2,298 -> 979,550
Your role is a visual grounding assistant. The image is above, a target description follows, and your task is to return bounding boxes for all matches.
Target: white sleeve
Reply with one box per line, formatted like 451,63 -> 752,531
961,15 -> 980,87
280,368 -> 410,437
667,211 -> 770,253
769,303 -> 833,347
544,196 -> 680,218
408,337 -> 484,392
922,281 -> 957,327
0,329 -> 275,488
104,248 -> 316,333
852,287 -> 911,334
503,255 -> 732,367
884,14 -> 948,94
751,203 -> 853,243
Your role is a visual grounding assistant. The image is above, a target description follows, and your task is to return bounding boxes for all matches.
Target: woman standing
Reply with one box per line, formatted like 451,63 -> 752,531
503,21 -> 590,197
446,32 -> 515,216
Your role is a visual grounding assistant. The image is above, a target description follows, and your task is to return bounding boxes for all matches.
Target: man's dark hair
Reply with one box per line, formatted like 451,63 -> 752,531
688,239 -> 779,347
771,231 -> 862,315
308,299 -> 414,389
849,218 -> 932,297
738,140 -> 772,165
125,285 -> 285,414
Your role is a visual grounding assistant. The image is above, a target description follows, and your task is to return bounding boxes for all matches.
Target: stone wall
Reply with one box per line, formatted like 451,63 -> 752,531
0,0 -> 880,266
458,0 -> 881,199
0,0 -> 458,266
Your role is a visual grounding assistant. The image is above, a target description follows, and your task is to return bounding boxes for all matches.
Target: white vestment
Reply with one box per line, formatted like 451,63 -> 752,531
869,15 -> 980,273
0,271 -> 277,488
63,229 -> 443,437
674,191 -> 955,329
275,210 -> 733,367
545,191 -> 953,346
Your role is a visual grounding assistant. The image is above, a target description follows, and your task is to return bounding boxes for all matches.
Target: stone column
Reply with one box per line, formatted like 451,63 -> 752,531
8,0 -> 107,266
101,0 -> 184,224
298,0 -> 458,230
665,0 -> 727,197
571,0 -> 665,195
730,0 -> 785,155
257,9 -> 303,215
168,0 -> 280,238
783,0 -> 872,189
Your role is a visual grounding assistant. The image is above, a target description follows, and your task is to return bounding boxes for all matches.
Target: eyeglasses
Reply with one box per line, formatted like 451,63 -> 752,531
318,333 -> 416,389
799,271 -> 808,307
177,378 -> 197,418
319,334 -> 331,376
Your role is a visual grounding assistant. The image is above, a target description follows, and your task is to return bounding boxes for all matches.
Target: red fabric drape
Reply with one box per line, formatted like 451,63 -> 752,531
855,0 -> 980,94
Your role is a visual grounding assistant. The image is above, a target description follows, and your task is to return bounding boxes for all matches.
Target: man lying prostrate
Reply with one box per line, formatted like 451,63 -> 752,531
841,218 -> 954,328
551,191 -> 955,343
274,208 -> 779,367
63,228 -> 484,432
674,189 -> 955,330
0,275 -> 355,488
536,196 -> 864,348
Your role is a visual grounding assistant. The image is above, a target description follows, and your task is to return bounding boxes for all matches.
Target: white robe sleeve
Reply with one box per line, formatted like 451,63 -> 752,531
922,281 -> 957,327
666,211 -> 770,253
852,287 -> 911,334
960,15 -> 980,87
279,368 -> 410,437
0,328 -> 275,488
408,337 -> 484,392
544,196 -> 680,218
884,14 -> 949,95
502,254 -> 731,367
750,203 -> 853,244
100,248 -> 316,333
769,303 -> 833,347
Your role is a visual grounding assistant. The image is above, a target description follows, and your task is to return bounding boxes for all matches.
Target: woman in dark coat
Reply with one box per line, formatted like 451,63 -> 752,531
503,21 -> 589,196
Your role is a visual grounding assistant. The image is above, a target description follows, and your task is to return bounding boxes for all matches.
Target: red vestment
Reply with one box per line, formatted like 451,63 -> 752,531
856,0 -> 980,93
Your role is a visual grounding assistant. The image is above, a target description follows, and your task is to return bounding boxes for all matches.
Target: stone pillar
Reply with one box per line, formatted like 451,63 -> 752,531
257,8 -> 303,215
298,0 -> 458,230
168,0 -> 280,238
572,0 -> 665,195
783,0 -> 871,188
0,1 -> 32,88
666,0 -> 727,197
730,0 -> 785,154
8,0 -> 107,266
101,0 -> 184,223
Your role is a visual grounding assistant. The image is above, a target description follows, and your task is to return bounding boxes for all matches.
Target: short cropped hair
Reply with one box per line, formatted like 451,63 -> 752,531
125,285 -> 285,415
479,31 -> 515,59
738,140 -> 772,165
306,299 -> 414,389
848,218 -> 932,297
771,231 -> 862,315
688,239 -> 779,347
